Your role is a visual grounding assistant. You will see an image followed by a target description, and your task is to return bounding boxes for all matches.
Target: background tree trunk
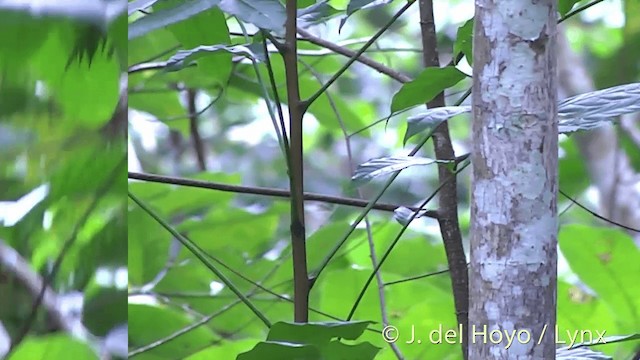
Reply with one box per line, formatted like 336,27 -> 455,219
470,0 -> 558,358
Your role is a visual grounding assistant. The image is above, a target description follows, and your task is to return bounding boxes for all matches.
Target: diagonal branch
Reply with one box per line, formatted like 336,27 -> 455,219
296,27 -> 411,84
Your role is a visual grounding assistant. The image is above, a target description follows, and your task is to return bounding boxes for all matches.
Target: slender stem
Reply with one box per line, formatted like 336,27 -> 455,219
128,192 -> 272,328
283,0 -> 309,323
419,1 -> 469,358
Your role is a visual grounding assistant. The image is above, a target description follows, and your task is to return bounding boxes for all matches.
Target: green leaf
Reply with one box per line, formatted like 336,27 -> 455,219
266,321 -> 374,343
238,322 -> 379,360
453,18 -> 473,64
404,106 -> 471,145
127,206 -> 171,286
9,334 -> 98,360
352,156 -> 452,185
166,44 -> 259,71
156,1 -> 232,87
339,0 -> 392,31
346,0 -> 391,16
298,1 -> 341,28
218,0 -> 286,33
83,287 -> 127,336
390,66 -> 466,113
237,341 -> 322,360
322,340 -> 380,360
558,0 -> 582,17
559,225 -> 640,331
128,0 -> 222,40
0,11 -> 49,67
128,304 -> 219,358
183,339 -> 259,359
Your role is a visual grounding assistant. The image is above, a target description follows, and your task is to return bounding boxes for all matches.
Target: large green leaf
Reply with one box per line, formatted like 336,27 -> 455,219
9,334 -> 98,360
559,225 -> 640,332
156,1 -> 232,88
128,304 -> 220,358
218,0 -> 286,33
390,67 -> 466,113
128,0 -> 222,40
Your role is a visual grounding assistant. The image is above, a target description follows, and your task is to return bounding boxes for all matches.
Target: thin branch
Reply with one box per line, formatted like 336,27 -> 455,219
385,267 -> 453,286
128,192 -> 272,327
261,33 -> 290,158
296,27 -> 411,84
235,21 -> 289,159
153,89 -> 222,123
558,0 -> 606,24
127,171 -> 438,217
304,0 -> 416,108
199,250 -> 369,325
295,47 -> 423,56
559,189 -> 640,233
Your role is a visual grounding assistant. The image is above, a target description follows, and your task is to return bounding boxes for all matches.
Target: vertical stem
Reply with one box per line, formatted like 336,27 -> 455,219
187,88 -> 207,171
283,0 -> 309,323
418,1 -> 469,358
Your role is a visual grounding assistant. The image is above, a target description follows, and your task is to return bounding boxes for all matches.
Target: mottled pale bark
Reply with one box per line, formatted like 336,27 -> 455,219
470,0 -> 558,359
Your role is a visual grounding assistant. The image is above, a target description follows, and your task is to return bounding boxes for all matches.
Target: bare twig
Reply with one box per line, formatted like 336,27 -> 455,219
296,27 -> 411,84
304,0 -> 416,108
560,190 -> 640,233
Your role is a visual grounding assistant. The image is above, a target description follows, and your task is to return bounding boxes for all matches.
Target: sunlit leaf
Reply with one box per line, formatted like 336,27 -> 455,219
298,1 -> 341,28
404,106 -> 471,145
453,18 -> 473,64
352,156 -> 452,185
390,67 -> 466,113
128,0 -> 222,40
218,0 -> 286,33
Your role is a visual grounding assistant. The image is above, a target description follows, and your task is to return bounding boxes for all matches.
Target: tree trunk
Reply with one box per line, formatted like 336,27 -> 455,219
470,0 -> 558,358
